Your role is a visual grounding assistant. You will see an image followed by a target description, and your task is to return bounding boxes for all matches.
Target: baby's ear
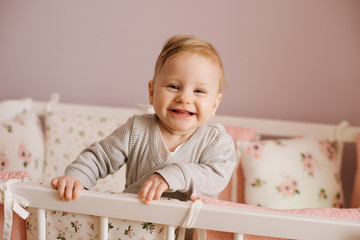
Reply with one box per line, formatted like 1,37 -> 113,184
212,93 -> 223,116
148,80 -> 154,105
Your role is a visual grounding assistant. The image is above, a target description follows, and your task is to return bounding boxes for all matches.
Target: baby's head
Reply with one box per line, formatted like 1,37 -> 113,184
149,35 -> 225,135
153,35 -> 225,92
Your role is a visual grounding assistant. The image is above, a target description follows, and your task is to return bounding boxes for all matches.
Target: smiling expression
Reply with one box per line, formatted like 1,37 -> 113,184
149,53 -> 222,137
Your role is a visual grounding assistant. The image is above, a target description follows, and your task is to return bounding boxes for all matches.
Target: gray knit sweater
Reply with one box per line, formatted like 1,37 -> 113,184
65,114 -> 236,201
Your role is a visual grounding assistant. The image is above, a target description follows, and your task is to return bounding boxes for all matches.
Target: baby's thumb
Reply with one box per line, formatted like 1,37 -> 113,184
51,178 -> 59,189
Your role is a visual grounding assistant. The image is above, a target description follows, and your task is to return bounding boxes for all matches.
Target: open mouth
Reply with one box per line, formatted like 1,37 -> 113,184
170,109 -> 195,116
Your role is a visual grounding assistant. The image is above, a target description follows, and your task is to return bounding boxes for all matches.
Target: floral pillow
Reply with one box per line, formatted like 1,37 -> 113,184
239,137 -> 344,209
0,98 -> 32,122
0,111 -> 45,180
43,111 -> 126,193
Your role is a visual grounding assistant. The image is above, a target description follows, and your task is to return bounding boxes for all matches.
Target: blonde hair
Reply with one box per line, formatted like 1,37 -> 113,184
153,35 -> 225,91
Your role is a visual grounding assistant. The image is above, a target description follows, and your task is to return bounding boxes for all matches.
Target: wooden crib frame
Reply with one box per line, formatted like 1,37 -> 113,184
8,99 -> 360,239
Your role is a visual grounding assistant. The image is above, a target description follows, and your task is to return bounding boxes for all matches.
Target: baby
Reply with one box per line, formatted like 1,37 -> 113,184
51,35 -> 236,205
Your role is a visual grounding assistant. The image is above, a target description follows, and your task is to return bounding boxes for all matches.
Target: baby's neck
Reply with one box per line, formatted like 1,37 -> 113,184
157,123 -> 196,152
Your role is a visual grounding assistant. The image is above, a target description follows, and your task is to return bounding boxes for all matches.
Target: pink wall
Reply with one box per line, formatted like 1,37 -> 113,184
0,1 -> 359,205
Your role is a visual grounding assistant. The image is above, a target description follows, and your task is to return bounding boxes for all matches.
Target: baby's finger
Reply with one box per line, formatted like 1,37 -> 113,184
72,181 -> 84,200
64,180 -> 74,201
57,179 -> 67,201
138,180 -> 152,202
153,182 -> 168,201
144,183 -> 158,205
51,178 -> 59,189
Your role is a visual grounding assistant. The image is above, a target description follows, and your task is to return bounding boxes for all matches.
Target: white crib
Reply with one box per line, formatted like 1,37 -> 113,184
8,180 -> 360,240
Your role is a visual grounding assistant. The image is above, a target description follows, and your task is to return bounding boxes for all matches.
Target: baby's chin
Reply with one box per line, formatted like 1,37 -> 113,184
162,122 -> 200,136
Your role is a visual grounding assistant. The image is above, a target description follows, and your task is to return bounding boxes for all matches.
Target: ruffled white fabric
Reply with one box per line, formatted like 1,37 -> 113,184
0,178 -> 30,240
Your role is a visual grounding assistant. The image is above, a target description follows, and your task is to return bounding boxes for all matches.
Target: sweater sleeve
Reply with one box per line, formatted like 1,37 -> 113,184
156,130 -> 236,198
65,116 -> 134,189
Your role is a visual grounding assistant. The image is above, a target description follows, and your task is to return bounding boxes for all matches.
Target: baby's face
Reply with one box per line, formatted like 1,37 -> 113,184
149,53 -> 222,136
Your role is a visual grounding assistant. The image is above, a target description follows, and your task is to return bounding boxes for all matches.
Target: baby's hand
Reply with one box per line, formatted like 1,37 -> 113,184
51,176 -> 84,201
138,173 -> 169,205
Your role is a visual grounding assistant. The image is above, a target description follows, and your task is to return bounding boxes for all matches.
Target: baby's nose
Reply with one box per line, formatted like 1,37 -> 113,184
176,92 -> 192,104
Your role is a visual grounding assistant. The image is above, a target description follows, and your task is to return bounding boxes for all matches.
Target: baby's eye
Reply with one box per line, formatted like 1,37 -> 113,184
194,89 -> 206,94
167,84 -> 179,90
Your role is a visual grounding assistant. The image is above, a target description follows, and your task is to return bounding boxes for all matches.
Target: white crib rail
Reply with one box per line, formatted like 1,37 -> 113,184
8,181 -> 360,240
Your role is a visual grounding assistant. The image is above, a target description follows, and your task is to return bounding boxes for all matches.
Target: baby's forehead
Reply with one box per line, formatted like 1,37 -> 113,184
156,52 -> 223,91
168,53 -> 222,74
169,53 -> 220,71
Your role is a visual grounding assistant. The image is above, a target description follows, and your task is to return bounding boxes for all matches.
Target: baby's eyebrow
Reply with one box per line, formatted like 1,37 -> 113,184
196,83 -> 209,87
164,76 -> 181,82
195,81 -> 213,89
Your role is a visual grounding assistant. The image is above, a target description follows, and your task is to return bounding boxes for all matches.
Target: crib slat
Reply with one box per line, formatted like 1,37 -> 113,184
196,229 -> 207,239
234,233 -> 244,240
165,225 -> 176,240
99,216 -> 109,240
36,208 -> 46,240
